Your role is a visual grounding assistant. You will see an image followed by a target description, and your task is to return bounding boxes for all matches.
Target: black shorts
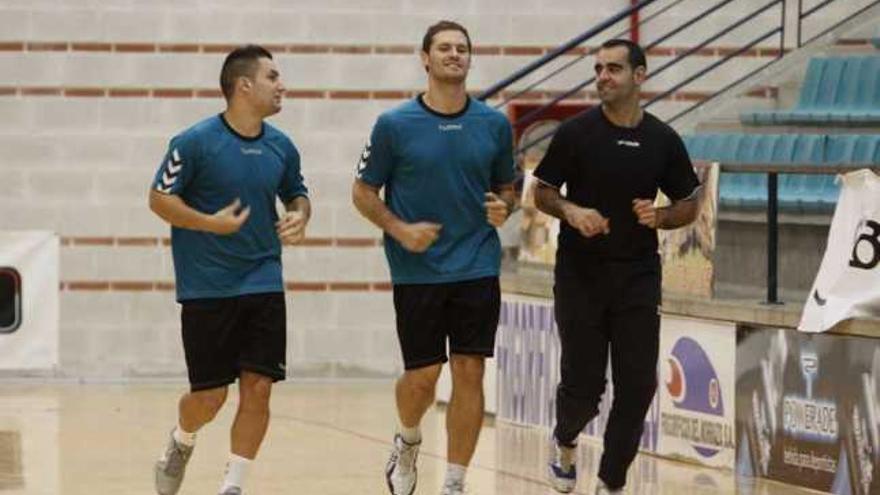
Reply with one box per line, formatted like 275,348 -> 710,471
181,292 -> 286,391
393,276 -> 500,370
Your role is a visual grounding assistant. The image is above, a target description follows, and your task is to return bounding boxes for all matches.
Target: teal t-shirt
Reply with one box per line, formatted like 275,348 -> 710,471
357,96 -> 515,284
152,114 -> 308,301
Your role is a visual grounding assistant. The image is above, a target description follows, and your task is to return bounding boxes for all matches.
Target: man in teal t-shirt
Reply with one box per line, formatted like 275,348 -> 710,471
149,45 -> 310,495
352,21 -> 516,495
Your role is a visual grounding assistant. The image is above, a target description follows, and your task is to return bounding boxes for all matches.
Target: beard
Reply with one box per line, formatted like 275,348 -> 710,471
598,85 -> 635,105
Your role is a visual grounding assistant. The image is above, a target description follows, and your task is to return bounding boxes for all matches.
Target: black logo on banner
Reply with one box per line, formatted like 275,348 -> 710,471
849,220 -> 880,270
0,267 -> 21,333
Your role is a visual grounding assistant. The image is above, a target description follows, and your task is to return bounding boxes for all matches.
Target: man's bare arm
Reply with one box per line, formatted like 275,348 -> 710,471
149,189 -> 249,235
351,179 -> 440,253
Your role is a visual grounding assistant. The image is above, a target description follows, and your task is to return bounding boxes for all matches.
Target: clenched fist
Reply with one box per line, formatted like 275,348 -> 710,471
276,210 -> 308,245
564,205 -> 610,238
632,199 -> 662,229
396,222 -> 442,253
484,192 -> 510,227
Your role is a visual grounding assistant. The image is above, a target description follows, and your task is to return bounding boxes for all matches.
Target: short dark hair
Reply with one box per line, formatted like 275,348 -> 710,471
600,39 -> 647,71
421,20 -> 472,54
220,44 -> 274,100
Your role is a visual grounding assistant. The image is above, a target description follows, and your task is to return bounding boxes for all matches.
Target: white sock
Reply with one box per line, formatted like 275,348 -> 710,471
172,424 -> 196,447
220,453 -> 251,491
445,463 -> 467,485
398,423 -> 421,444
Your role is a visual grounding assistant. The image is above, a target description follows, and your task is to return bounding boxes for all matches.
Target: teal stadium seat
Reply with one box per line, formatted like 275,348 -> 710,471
741,58 -> 827,125
781,135 -> 825,211
848,57 -> 880,123
740,56 -> 880,125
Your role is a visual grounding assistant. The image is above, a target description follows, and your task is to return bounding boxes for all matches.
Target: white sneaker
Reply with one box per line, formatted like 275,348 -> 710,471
385,434 -> 420,495
547,439 -> 577,493
595,480 -> 624,494
441,479 -> 465,495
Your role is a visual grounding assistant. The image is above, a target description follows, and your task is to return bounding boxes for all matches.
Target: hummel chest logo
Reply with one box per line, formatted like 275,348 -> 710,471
241,147 -> 263,155
439,124 -> 463,131
617,139 -> 641,148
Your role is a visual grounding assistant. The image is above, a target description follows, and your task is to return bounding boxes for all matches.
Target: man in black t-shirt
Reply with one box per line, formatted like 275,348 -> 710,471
534,39 -> 701,494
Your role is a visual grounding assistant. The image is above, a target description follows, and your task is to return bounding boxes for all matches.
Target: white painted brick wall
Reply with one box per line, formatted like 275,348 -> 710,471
0,0 -> 847,380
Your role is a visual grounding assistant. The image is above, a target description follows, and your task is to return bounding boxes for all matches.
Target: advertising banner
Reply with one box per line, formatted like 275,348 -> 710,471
734,326 -> 880,493
836,336 -> 880,495
657,316 -> 736,468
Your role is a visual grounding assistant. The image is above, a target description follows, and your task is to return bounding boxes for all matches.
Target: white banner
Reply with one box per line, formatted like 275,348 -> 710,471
799,170 -> 880,333
0,231 -> 59,370
657,315 -> 737,468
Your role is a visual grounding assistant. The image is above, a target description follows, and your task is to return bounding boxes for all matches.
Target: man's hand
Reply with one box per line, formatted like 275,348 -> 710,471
276,210 -> 308,245
395,222 -> 442,253
209,198 -> 251,235
484,192 -> 509,227
564,205 -> 610,238
632,199 -> 661,229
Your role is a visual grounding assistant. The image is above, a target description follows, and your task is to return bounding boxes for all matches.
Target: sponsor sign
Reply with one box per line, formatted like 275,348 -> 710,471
658,316 -> 736,467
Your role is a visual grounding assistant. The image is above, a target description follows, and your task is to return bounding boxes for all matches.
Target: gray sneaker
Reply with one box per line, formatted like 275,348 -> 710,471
218,487 -> 242,495
385,434 -> 420,495
154,431 -> 194,495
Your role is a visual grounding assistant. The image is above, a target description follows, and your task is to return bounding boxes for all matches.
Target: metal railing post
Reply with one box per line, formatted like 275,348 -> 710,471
780,0 -> 787,53
797,0 -> 803,47
766,172 -> 780,304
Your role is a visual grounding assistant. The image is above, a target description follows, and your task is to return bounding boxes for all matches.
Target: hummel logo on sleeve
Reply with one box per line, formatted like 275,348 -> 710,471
156,148 -> 183,194
356,139 -> 371,178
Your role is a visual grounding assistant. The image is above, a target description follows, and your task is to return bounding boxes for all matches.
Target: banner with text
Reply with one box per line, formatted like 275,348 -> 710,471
658,316 -> 736,468
736,325 -> 880,494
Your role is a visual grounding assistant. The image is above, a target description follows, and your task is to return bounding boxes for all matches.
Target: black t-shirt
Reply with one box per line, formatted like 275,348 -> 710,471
534,106 -> 700,263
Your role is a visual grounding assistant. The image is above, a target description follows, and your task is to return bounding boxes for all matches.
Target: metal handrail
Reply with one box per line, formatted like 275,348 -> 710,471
717,163 -> 879,304
484,0 -> 878,158
657,27 -> 781,121
508,0 -> 756,137
492,0 -> 691,109
515,0 -> 786,156
478,0 -> 661,101
797,0 -> 880,47
497,0 -> 789,157
647,0 -> 780,92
